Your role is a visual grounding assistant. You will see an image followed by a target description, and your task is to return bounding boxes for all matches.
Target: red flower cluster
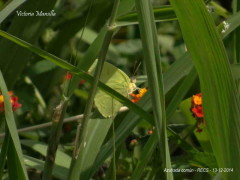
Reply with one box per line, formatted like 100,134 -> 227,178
191,93 -> 205,133
0,91 -> 22,112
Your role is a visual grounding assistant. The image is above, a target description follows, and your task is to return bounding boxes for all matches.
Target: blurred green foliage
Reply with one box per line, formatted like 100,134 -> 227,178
0,0 -> 238,179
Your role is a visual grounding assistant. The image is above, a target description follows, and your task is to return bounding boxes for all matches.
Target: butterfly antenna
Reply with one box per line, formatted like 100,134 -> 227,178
132,58 -> 141,77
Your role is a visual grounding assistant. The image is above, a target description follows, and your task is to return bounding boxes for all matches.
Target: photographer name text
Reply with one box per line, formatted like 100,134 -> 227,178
16,10 -> 56,17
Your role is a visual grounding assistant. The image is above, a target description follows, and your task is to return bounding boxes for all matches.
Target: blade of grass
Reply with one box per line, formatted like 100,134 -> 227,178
166,68 -> 197,119
130,132 -> 157,180
21,139 -> 71,169
0,0 -> 26,23
209,1 -> 230,18
233,0 -> 240,63
7,138 -> 27,180
24,155 -> 69,180
116,5 -> 177,27
0,129 -> 10,179
0,71 -> 28,180
170,0 -> 240,179
135,0 -> 172,179
73,116 -> 113,180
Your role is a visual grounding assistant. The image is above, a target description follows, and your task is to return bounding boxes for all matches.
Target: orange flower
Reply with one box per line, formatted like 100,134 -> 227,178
0,91 -> 21,112
191,93 -> 205,133
130,88 -> 147,103
192,93 -> 202,105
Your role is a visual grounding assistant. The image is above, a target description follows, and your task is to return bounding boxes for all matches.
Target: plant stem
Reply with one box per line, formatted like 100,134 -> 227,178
72,30 -> 114,158
135,0 -> 173,179
42,70 -> 75,180
68,0 -> 120,179
41,98 -> 69,180
0,107 -> 129,138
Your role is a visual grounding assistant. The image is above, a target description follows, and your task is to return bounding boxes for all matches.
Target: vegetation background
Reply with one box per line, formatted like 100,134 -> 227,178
0,0 -> 239,180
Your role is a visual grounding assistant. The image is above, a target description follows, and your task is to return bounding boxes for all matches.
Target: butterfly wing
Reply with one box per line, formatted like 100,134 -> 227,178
89,60 -> 132,118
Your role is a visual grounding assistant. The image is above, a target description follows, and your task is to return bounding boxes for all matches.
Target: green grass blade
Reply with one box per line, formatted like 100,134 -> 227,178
0,131 -> 10,179
7,138 -> 27,180
68,27 -> 107,96
135,0 -> 172,179
0,0 -> 26,23
130,133 -> 157,180
0,71 -> 28,180
233,1 -> 240,63
73,116 -> 113,180
116,0 -> 135,16
170,0 -> 240,179
24,155 -> 68,180
116,5 -> 176,26
0,30 -> 76,72
21,140 -> 71,169
166,68 -> 197,118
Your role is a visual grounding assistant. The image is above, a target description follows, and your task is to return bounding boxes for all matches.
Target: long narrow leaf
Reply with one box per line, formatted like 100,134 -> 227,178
0,71 -> 28,179
116,5 -> 176,26
170,0 -> 240,179
135,0 -> 172,179
233,0 -> 240,63
0,0 -> 26,23
0,131 -> 9,179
